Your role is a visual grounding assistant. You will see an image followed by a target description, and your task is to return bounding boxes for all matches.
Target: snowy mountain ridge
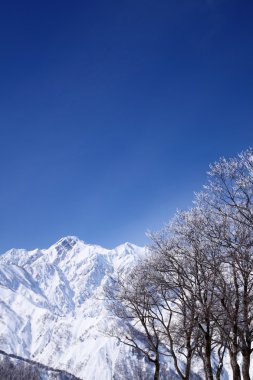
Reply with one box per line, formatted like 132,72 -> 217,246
0,236 -> 159,379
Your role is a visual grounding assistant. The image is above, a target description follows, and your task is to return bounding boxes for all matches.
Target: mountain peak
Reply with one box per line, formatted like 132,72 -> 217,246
115,241 -> 143,252
53,236 -> 80,252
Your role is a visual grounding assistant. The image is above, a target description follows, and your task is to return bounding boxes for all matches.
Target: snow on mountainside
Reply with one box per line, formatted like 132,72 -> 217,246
0,236 -> 163,379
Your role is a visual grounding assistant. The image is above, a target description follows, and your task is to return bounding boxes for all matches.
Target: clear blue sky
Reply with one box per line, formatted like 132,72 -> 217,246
0,0 -> 253,251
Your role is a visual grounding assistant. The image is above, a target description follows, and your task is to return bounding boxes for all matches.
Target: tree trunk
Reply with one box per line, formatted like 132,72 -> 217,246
184,352 -> 192,380
203,332 -> 214,380
184,333 -> 193,380
241,279 -> 251,380
241,350 -> 251,380
154,359 -> 160,380
229,350 -> 241,380
216,363 -> 223,380
203,356 -> 214,380
215,345 -> 225,380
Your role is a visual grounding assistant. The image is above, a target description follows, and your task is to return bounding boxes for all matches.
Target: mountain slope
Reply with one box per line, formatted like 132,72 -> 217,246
0,237 -> 159,379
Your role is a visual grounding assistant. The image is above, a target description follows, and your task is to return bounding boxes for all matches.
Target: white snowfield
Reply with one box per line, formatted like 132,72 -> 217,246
0,236 -> 162,380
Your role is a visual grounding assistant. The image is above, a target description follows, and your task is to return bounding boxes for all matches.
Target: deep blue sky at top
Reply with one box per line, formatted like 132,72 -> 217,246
0,0 -> 253,251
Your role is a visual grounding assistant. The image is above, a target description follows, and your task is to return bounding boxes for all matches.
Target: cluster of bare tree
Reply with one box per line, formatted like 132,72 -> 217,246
0,349 -> 81,380
0,354 -> 40,380
105,148 -> 253,380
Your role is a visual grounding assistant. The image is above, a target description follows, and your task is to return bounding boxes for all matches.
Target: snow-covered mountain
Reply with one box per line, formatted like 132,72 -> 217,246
0,236 -> 162,379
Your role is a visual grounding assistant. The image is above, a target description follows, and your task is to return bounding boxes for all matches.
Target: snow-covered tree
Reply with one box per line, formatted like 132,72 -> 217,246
196,148 -> 253,380
105,148 -> 253,380
104,270 -> 169,380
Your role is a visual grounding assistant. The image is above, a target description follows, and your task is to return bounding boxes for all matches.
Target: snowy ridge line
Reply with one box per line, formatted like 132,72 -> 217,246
0,349 -> 81,380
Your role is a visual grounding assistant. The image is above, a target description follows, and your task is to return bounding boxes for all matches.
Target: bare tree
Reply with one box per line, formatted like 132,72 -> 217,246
196,148 -> 253,380
146,237 -> 200,380
150,209 -> 221,380
103,148 -> 253,380
0,354 -> 40,380
104,269 -> 170,380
